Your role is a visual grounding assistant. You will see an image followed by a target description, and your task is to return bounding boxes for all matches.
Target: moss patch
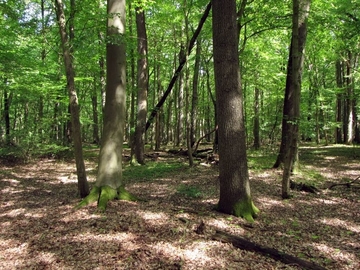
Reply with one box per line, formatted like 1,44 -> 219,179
233,199 -> 260,223
77,185 -> 137,211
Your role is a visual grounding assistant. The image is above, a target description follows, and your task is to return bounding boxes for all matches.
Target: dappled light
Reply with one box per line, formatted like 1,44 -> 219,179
1,145 -> 359,269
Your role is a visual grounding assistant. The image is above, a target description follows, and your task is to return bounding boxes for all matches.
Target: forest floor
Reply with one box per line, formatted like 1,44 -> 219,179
0,144 -> 359,270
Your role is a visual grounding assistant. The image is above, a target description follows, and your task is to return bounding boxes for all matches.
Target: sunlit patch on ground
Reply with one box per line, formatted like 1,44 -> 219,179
0,146 -> 359,269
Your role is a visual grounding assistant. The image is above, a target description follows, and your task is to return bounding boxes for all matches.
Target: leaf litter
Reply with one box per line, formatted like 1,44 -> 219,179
0,146 -> 359,269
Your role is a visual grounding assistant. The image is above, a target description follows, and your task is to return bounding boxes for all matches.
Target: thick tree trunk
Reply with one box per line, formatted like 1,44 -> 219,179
78,0 -> 136,211
212,0 -> 258,222
134,7 -> 148,164
55,0 -> 89,198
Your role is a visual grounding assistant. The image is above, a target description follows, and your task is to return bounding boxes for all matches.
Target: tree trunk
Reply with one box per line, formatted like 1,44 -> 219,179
253,85 -> 260,150
190,35 -> 201,147
281,0 -> 311,199
274,0 -> 310,170
78,0 -> 137,211
212,0 -> 259,222
335,60 -> 344,143
55,0 -> 89,198
4,81 -> 11,145
134,7 -> 148,164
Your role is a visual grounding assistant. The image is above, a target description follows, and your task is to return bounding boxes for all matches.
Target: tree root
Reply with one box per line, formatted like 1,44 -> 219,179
76,185 -> 138,211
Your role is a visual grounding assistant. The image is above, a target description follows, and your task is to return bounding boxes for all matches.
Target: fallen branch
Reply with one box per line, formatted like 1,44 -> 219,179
212,230 -> 327,270
328,176 -> 360,190
290,180 -> 320,194
193,126 -> 217,154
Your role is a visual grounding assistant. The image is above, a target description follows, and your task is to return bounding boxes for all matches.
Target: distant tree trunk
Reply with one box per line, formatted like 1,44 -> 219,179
55,0 -> 89,198
212,0 -> 259,222
335,60 -> 344,143
345,51 -> 355,144
281,0 -> 311,199
128,2 -> 136,159
4,80 -> 11,145
134,6 -> 148,165
253,85 -> 260,150
273,0 -> 310,170
177,44 -> 185,147
190,36 -> 201,147
91,80 -> 100,144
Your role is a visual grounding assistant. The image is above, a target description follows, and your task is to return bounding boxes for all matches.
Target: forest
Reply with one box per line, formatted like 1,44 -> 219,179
0,0 -> 359,269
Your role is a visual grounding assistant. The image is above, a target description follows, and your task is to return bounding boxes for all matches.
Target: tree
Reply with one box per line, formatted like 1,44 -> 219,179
280,0 -> 311,199
273,0 -> 311,170
134,3 -> 149,165
78,0 -> 135,211
55,0 -> 89,198
212,0 -> 259,222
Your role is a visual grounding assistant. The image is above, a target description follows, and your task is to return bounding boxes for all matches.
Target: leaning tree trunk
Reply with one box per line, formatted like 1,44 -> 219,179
134,6 -> 148,165
212,0 -> 259,222
55,0 -> 89,198
281,0 -> 311,199
273,0 -> 310,169
78,0 -> 136,211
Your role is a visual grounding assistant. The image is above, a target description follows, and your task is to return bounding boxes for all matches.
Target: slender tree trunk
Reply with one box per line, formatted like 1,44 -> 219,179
281,0 -> 311,199
4,80 -> 11,145
190,36 -> 201,147
253,85 -> 260,150
335,60 -> 343,143
55,0 -> 89,198
345,51 -> 354,144
273,0 -> 310,169
134,6 -> 148,164
212,0 -> 258,222
91,79 -> 100,144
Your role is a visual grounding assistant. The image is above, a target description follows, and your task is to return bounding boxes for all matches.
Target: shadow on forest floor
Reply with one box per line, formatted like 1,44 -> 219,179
0,144 -> 359,269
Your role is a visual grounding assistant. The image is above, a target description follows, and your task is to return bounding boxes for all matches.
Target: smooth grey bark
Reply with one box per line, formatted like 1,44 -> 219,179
96,0 -> 126,189
212,0 -> 258,221
55,0 -> 89,198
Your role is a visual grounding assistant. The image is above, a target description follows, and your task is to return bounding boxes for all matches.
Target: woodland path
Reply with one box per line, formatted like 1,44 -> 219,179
0,145 -> 359,269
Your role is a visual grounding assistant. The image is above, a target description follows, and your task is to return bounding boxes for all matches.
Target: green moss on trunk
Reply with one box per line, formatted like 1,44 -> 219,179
98,185 -> 118,212
233,199 -> 260,223
76,185 -> 137,211
76,186 -> 101,208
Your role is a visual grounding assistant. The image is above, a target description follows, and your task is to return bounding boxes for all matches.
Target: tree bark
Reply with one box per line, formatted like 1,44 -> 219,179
281,0 -> 311,199
55,0 -> 89,198
273,0 -> 310,170
212,0 -> 258,222
134,6 -> 148,164
78,0 -> 136,211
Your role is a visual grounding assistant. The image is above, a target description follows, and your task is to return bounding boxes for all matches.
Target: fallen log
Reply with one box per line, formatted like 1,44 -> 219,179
212,230 -> 327,270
